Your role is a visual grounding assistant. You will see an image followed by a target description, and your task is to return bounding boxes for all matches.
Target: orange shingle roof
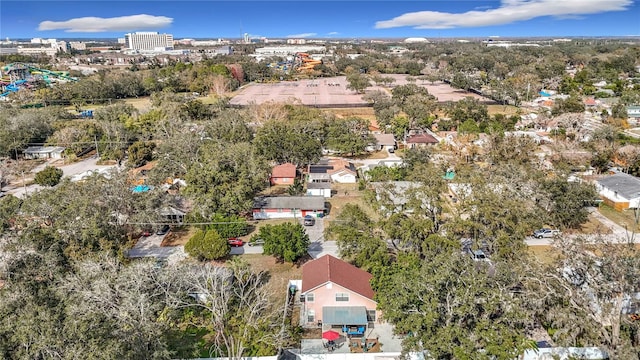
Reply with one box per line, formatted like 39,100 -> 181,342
302,255 -> 375,300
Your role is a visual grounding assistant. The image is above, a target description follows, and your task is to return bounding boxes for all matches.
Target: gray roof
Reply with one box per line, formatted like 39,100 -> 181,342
598,173 -> 640,200
253,196 -> 326,210
307,182 -> 331,189
23,146 -> 65,154
374,133 -> 396,146
322,306 -> 368,326
371,181 -> 422,205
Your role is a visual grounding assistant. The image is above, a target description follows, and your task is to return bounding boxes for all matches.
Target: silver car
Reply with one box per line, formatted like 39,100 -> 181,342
533,228 -> 560,239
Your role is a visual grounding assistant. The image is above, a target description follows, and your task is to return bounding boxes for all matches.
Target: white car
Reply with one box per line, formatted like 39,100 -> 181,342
533,228 -> 561,239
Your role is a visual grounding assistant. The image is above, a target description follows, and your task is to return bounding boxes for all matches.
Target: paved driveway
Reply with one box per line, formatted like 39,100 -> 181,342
300,217 -> 340,258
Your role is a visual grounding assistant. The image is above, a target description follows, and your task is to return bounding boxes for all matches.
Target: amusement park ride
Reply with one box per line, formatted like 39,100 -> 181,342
0,63 -> 78,98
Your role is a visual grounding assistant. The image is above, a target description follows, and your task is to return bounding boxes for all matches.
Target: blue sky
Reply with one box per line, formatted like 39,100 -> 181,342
1,1 -> 639,39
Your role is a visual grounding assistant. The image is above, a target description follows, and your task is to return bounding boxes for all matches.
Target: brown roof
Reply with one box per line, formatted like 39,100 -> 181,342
406,133 -> 438,144
301,255 -> 375,300
271,163 -> 296,178
327,159 -> 356,175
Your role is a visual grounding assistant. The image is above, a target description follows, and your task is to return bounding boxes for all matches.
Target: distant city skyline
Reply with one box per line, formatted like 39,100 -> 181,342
1,1 -> 639,40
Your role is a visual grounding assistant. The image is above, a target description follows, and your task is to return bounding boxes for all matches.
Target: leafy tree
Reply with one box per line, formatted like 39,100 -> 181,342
444,97 -> 490,131
373,252 -> 533,359
325,117 -> 374,156
287,178 -> 305,196
345,72 -> 370,94
326,204 -> 389,272
207,213 -> 248,238
552,94 -> 586,115
127,141 -> 156,168
184,141 -> 269,216
260,222 -> 309,263
0,194 -> 22,230
185,229 -> 229,260
541,178 -> 597,229
33,166 -> 64,187
253,121 -> 322,166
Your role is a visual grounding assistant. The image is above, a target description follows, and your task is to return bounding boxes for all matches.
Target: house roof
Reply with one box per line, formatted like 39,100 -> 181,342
23,146 -> 65,154
406,133 -> 438,144
584,98 -> 597,106
307,182 -> 331,189
272,163 -> 296,178
328,159 -> 356,175
301,254 -> 375,300
253,196 -> 325,210
374,133 -> 396,146
598,172 -> 640,200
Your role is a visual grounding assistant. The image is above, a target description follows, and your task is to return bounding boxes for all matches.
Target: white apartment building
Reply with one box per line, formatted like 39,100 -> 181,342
124,32 -> 174,51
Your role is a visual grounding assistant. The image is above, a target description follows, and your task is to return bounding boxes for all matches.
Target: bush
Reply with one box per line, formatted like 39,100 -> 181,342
185,229 -> 229,260
33,166 -> 63,187
260,222 -> 309,263
207,213 -> 248,238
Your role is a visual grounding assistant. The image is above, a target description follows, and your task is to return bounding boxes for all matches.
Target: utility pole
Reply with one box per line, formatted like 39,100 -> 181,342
94,135 -> 100,159
22,170 -> 26,196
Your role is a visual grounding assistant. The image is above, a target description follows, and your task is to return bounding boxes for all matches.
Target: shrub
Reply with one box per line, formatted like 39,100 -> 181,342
185,229 -> 229,260
33,166 -> 63,187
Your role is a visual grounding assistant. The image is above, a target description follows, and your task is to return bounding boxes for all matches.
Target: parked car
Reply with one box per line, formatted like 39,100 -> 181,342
156,225 -> 170,235
140,229 -> 152,237
470,249 -> 490,262
533,228 -> 561,239
303,215 -> 316,226
248,237 -> 265,246
228,237 -> 244,247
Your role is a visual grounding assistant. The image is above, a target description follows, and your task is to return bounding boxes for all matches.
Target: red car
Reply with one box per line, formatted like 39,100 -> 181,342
228,238 -> 244,247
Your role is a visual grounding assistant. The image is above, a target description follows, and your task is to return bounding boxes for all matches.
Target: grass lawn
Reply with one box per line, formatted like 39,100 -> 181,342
487,104 -> 521,116
568,213 -> 613,235
325,188 -> 380,228
598,204 -> 640,233
162,226 -> 197,246
528,245 -> 561,265
123,96 -> 152,111
242,218 -> 298,242
241,254 -> 305,305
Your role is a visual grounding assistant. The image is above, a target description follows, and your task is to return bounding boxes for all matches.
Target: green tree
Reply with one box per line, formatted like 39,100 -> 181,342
33,166 -> 64,187
326,204 -> 389,272
325,117 -> 374,156
207,213 -> 248,238
260,222 -> 309,263
346,72 -> 371,94
253,121 -> 322,166
541,178 -> 598,229
185,229 -> 229,260
127,141 -> 156,168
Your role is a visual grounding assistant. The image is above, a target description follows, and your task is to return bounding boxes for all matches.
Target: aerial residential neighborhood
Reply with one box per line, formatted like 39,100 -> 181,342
1,1 -> 640,359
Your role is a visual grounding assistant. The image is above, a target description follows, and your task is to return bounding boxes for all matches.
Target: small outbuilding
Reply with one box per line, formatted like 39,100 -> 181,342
23,146 -> 65,160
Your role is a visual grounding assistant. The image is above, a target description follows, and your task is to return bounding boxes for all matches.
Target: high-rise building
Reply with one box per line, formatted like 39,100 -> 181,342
124,32 -> 174,51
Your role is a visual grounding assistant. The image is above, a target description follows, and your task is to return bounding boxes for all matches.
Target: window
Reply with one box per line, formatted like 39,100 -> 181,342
306,293 -> 315,302
335,293 -> 349,302
367,310 -> 376,322
307,310 -> 315,323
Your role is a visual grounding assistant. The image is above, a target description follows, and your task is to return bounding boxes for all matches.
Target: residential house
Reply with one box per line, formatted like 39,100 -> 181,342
328,159 -> 357,184
596,172 -> 640,211
160,206 -> 186,223
404,133 -> 438,149
627,106 -> 640,120
371,181 -> 432,214
370,133 -> 396,152
306,182 -> 331,198
23,146 -> 65,160
307,158 -> 357,184
270,163 -> 297,186
252,196 -> 325,219
299,254 -> 379,332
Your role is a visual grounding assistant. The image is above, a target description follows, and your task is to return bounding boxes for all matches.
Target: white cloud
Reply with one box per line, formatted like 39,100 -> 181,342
39,14 -> 172,33
327,31 -> 340,35
375,0 -> 632,29
286,32 -> 317,38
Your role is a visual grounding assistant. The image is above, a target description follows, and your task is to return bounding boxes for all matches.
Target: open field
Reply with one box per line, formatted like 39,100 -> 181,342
161,226 -> 197,246
487,104 -> 521,116
242,254 -> 305,304
230,76 -> 493,107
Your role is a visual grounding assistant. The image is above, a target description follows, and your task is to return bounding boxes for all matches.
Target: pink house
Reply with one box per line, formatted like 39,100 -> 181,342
270,163 -> 297,185
300,255 -> 380,333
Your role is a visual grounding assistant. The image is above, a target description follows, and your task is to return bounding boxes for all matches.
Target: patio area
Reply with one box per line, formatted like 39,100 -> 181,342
299,323 -> 403,355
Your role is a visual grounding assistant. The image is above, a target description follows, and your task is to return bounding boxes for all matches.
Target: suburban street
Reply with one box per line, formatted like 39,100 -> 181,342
524,207 -> 635,246
4,156 -> 118,198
